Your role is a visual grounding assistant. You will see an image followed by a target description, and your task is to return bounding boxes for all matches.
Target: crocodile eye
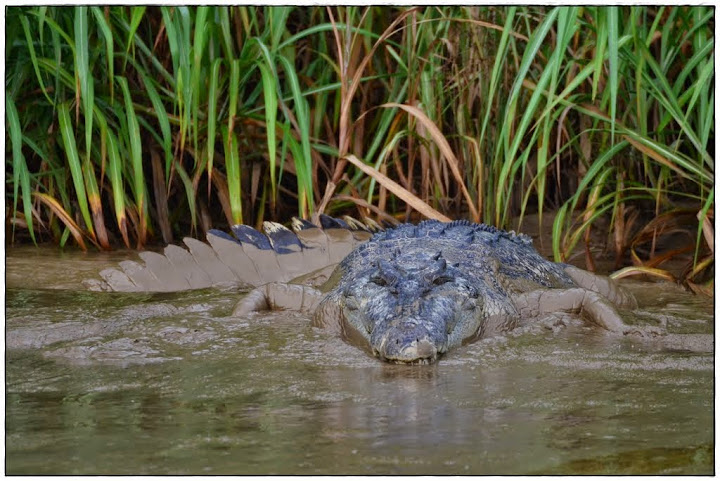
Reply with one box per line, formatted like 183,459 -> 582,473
461,297 -> 477,311
344,297 -> 360,311
374,260 -> 400,288
432,275 -> 453,287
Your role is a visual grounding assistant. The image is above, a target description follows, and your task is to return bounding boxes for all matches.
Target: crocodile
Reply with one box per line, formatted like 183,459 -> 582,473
89,217 -> 658,364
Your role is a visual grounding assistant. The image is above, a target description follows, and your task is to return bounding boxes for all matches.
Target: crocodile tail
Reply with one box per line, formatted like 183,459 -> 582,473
85,216 -> 377,292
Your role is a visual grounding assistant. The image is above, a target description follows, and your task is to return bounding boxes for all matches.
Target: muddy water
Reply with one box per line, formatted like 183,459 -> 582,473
5,247 -> 714,475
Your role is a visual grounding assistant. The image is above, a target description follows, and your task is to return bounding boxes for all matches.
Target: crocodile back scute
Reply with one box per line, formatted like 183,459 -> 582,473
337,220 -> 573,292
86,216 -> 376,292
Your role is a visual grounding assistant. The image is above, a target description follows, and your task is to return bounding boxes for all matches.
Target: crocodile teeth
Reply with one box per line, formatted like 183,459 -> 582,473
392,357 -> 436,366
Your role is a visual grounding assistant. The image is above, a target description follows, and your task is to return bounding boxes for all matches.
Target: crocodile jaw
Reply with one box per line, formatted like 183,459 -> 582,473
374,341 -> 438,365
371,321 -> 442,364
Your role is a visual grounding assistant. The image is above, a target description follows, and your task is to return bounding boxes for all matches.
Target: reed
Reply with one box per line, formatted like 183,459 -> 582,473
6,6 -> 713,285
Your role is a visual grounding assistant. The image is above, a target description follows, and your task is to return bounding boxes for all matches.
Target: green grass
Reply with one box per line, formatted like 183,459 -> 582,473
5,6 -> 714,285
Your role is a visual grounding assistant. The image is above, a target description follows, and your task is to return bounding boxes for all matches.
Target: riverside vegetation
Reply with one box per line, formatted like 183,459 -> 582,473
5,6 -> 714,292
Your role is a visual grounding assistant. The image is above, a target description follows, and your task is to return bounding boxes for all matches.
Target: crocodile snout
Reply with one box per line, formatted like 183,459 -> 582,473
375,321 -> 439,364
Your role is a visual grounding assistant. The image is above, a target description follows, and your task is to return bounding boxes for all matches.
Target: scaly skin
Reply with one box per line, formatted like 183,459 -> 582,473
91,217 -> 660,364
312,220 -> 576,364
236,220 -> 660,364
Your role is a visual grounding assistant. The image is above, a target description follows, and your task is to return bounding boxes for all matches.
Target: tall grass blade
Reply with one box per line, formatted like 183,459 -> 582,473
216,7 -> 234,59
19,13 -> 53,105
206,57 -> 222,196
258,62 -> 278,205
117,75 -> 147,246
161,6 -> 191,156
58,101 -> 95,239
282,123 -> 310,218
83,155 -> 110,249
591,8 -> 606,101
74,6 -> 94,159
90,7 -> 114,101
344,155 -> 451,222
269,7 -> 290,50
174,161 -> 197,233
105,129 -> 130,247
34,192 -> 90,250
140,73 -> 173,179
124,6 -> 146,70
6,94 -> 36,243
150,149 -> 173,243
191,6 -> 209,156
279,55 -> 314,215
694,187 -> 714,265
478,7 -> 515,152
222,125 -> 243,224
606,7 -> 619,144
383,102 -> 479,221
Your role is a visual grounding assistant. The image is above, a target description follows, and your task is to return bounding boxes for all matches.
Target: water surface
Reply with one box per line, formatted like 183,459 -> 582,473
5,247 -> 714,474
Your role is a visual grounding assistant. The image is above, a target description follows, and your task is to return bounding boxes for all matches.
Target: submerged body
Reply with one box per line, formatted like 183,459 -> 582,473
92,217 -> 653,364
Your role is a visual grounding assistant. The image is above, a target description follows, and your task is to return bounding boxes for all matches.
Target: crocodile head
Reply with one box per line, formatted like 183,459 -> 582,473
333,252 -> 484,364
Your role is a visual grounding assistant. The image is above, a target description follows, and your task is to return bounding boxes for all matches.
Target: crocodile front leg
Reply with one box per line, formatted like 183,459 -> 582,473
232,283 -> 324,316
513,288 -> 663,336
563,265 -> 637,309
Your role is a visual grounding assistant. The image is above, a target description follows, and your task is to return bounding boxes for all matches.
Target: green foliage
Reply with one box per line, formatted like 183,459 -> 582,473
5,6 -> 713,282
